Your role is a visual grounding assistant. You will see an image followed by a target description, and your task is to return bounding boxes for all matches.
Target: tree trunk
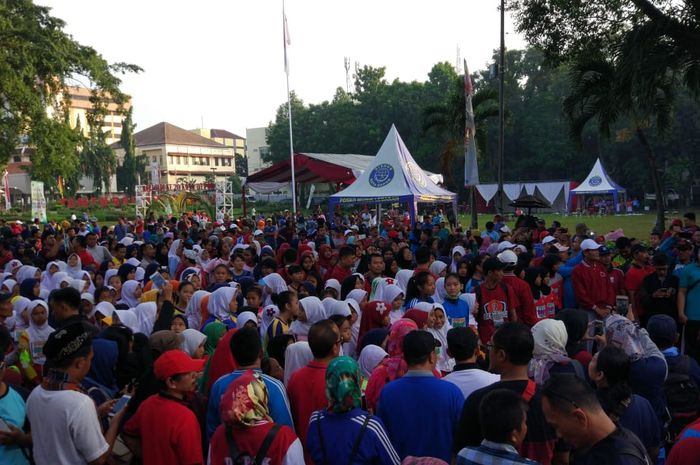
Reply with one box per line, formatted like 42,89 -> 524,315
636,127 -> 665,230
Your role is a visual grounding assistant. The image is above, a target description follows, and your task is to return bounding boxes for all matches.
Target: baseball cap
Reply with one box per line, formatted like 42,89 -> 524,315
253,229 -> 264,236
598,246 -> 612,256
671,218 -> 683,227
43,322 -> 93,364
647,314 -> 677,347
580,238 -> 601,251
153,349 -> 205,380
497,250 -> 518,266
553,243 -> 570,252
496,241 -> 515,253
542,236 -> 557,245
499,225 -> 511,234
402,330 -> 440,364
183,249 -> 198,261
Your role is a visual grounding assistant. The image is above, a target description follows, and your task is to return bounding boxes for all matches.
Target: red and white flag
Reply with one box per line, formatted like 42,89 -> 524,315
283,3 -> 291,75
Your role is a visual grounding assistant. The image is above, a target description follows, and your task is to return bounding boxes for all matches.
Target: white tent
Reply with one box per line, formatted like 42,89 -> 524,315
570,158 -> 626,212
329,126 -> 457,224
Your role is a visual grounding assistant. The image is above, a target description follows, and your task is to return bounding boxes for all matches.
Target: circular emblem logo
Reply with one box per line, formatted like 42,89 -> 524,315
589,176 -> 602,187
406,162 -> 427,188
368,163 -> 394,188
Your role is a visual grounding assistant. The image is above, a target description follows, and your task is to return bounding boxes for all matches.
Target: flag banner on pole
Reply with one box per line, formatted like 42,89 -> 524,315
464,59 -> 480,186
283,4 -> 291,75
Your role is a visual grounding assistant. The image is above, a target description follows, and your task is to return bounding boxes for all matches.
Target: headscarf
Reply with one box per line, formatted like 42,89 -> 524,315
290,296 -> 326,338
132,302 -> 157,336
120,280 -> 141,308
358,344 -> 388,378
329,300 -> 352,318
208,286 -> 238,321
66,254 -> 83,278
427,303 -> 453,373
26,300 -> 53,344
346,289 -> 367,306
386,319 -> 418,358
395,269 -> 413,292
605,314 -> 645,362
1,279 -> 16,293
41,261 -> 63,290
262,273 -> 288,294
19,278 -> 38,300
93,302 -> 116,319
317,244 -> 333,271
432,277 -> 447,303
325,356 -> 362,413
11,297 -> 31,332
324,279 -> 341,296
260,304 -> 280,338
149,330 -> 184,354
284,341 -> 313,385
202,322 -> 227,356
358,301 -> 391,344
370,319 -> 419,397
429,260 -> 447,277
403,309 -> 428,329
322,297 -> 337,316
180,328 -> 207,357
75,270 -> 96,294
220,370 -> 271,427
114,309 -> 140,334
186,290 -> 210,330
529,319 -> 570,384
4,259 -> 22,274
340,275 -> 361,300
84,338 -> 119,397
450,246 -> 467,273
16,265 -> 39,285
359,328 -> 389,353
555,308 -> 590,357
369,277 -> 391,301
236,311 -> 258,329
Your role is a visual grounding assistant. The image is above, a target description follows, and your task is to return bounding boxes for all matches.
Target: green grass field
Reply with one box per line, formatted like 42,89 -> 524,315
457,213 -> 665,240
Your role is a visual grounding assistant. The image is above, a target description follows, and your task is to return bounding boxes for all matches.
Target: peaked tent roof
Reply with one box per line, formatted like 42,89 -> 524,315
330,125 -> 456,204
116,122 -> 228,149
571,158 -> 626,194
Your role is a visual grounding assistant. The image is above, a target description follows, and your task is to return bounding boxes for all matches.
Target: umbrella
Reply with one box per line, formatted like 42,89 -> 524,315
509,193 -> 552,215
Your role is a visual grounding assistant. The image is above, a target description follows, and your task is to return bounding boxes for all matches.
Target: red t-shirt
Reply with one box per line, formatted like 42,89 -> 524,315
77,249 -> 96,268
475,282 -> 516,344
572,260 -> 616,311
209,422 -> 298,465
286,361 -> 329,464
624,264 -> 655,316
124,394 -> 203,465
324,265 -> 352,285
502,275 -> 538,327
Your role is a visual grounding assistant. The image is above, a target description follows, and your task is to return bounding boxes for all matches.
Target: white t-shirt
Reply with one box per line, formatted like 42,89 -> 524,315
26,386 -> 108,465
442,367 -> 501,400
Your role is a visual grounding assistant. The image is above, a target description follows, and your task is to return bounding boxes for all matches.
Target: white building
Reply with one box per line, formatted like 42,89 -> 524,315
245,127 -> 271,174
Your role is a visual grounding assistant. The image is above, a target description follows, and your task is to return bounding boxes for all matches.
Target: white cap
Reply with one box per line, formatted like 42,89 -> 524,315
496,241 -> 515,253
542,236 -> 557,245
499,225 -> 511,234
253,229 -> 264,236
344,229 -> 355,236
497,250 -> 518,266
554,243 -> 570,252
15,220 -> 22,225
514,244 -> 527,253
581,238 -> 601,251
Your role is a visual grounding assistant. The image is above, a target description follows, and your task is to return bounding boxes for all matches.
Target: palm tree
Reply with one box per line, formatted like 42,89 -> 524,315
563,56 -> 674,230
422,77 -> 499,185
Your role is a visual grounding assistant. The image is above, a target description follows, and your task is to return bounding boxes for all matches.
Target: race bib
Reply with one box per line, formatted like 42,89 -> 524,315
483,300 -> 508,327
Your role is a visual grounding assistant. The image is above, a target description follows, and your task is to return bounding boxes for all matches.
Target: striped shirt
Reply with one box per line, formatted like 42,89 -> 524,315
458,440 -> 542,465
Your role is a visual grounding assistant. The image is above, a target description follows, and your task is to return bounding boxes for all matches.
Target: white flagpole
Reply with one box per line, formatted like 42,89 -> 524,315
283,0 -> 297,216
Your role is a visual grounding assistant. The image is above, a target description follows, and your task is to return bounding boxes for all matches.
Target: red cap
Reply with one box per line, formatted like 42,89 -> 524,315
154,350 -> 205,380
672,218 -> 683,226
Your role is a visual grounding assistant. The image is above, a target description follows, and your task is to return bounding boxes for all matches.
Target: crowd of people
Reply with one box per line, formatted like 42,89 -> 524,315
0,207 -> 699,465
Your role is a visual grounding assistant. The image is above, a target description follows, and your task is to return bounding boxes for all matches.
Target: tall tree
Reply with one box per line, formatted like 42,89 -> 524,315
116,108 -> 146,195
0,0 -> 140,179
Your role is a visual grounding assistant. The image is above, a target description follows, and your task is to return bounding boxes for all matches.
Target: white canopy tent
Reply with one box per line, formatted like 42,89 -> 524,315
569,158 -> 626,213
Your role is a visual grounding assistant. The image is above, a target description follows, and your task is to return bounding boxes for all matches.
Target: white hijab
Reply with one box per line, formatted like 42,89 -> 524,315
180,328 -> 207,357
427,303 -> 454,372
114,309 -> 140,334
208,286 -> 238,321
186,290 -> 210,330
66,254 -> 83,278
132,302 -> 157,336
358,344 -> 388,378
283,341 -> 313,386
26,300 -> 54,345
395,269 -> 413,292
450,246 -> 467,273
290,296 -> 327,339
120,280 -> 141,308
16,266 -> 39,285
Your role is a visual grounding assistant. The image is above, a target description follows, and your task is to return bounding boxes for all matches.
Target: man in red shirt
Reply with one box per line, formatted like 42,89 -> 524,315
286,320 -> 341,464
599,246 -> 625,296
475,258 -> 517,344
324,246 -> 355,284
572,239 -> 615,319
624,244 -> 655,324
123,350 -> 205,465
498,250 -> 538,326
72,235 -> 96,268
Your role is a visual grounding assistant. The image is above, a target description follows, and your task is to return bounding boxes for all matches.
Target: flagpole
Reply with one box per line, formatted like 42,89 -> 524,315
283,0 -> 297,216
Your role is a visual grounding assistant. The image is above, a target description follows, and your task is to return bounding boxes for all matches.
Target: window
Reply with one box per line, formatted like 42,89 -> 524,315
13,156 -> 20,163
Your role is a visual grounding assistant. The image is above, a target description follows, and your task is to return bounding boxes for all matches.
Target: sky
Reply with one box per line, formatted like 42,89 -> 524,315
39,0 -> 526,137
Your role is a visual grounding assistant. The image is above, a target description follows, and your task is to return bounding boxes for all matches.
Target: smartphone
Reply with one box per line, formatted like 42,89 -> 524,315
616,295 -> 629,315
150,272 -> 166,289
0,418 -> 11,432
592,320 -> 604,336
109,395 -> 131,417
358,234 -> 366,240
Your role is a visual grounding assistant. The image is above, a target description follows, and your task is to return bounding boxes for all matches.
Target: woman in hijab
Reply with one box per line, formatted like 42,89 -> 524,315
288,296 -> 326,341
426,303 -> 453,374
340,274 -> 363,300
185,290 -> 210,331
119,280 -> 142,308
307,356 -> 400,465
180,328 -> 207,359
358,301 -> 391,344
429,260 -> 448,278
365,318 -> 419,412
395,269 -> 413,293
16,265 -> 40,285
359,328 -> 389,354
555,308 -> 593,369
131,302 -> 157,336
208,370 -> 303,465
114,309 -> 141,335
17,300 -> 54,384
529,319 -> 584,385
346,289 -> 368,307
450,246 -> 467,273
432,277 -> 447,304
10,297 -> 31,335
358,345 -> 389,392
603,314 -> 668,424
202,286 -> 238,331
262,273 -> 289,306
117,263 -> 137,284
283,341 -> 313,386
19,278 -> 40,300
83,338 -> 120,398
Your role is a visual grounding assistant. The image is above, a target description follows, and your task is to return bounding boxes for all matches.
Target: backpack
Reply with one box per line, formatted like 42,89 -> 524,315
225,423 -> 282,465
665,355 -> 700,439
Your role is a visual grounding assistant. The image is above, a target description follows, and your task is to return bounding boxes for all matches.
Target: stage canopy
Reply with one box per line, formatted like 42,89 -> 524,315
328,126 -> 457,223
476,181 -> 572,212
570,158 -> 626,212
245,152 -> 443,194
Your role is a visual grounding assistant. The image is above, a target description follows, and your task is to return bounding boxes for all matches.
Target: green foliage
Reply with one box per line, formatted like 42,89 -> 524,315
235,153 -> 248,177
116,108 -> 147,195
0,0 -> 140,177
